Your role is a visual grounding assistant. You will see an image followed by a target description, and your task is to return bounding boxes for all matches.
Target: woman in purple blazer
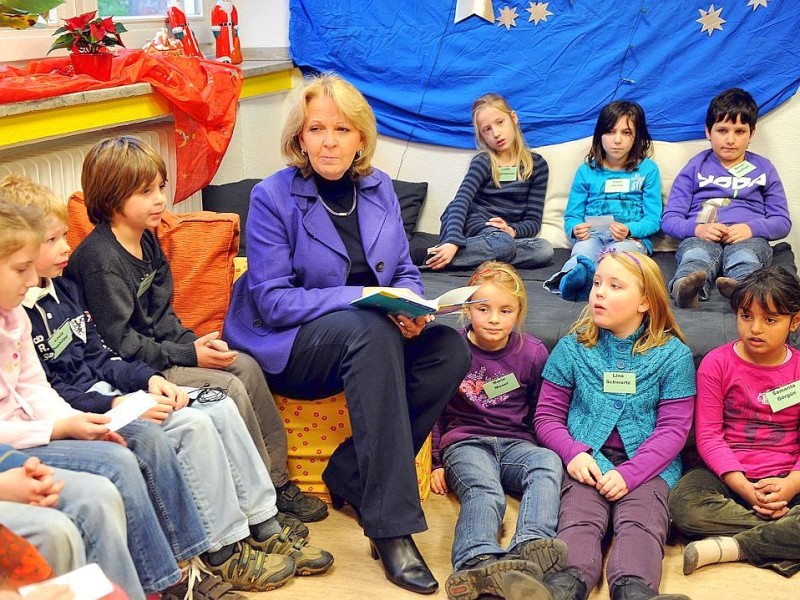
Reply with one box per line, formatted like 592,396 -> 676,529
223,74 -> 470,595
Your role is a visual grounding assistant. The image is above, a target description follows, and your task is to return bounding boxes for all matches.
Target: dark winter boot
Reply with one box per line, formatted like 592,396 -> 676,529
541,567 -> 588,600
610,576 -> 691,600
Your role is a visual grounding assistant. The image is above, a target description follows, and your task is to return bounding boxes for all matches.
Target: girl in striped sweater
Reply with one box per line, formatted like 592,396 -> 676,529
426,93 -> 553,271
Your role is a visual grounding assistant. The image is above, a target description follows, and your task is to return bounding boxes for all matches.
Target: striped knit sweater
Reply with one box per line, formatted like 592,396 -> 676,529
439,151 -> 548,246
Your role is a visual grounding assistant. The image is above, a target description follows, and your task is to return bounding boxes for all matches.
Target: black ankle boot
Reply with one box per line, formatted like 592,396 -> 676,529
542,567 -> 588,600
610,577 -> 691,600
369,536 -> 438,595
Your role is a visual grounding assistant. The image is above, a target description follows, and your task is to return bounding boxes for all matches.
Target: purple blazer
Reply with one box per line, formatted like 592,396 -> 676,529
223,167 -> 423,374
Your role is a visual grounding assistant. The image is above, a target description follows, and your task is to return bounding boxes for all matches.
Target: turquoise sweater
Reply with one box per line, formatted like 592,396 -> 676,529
542,328 -> 695,488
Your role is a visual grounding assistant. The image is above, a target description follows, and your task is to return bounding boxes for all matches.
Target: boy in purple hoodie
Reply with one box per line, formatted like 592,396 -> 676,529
661,88 -> 791,308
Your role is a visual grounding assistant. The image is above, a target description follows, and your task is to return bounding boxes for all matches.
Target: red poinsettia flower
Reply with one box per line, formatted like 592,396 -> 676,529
49,10 -> 127,55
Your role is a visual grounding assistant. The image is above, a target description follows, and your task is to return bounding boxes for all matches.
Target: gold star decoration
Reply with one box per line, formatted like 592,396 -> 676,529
696,4 -> 726,36
747,0 -> 768,9
454,0 -> 494,24
526,2 -> 553,25
496,5 -> 519,30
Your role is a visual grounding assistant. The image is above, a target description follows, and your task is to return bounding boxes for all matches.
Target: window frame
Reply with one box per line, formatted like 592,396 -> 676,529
0,0 -> 214,64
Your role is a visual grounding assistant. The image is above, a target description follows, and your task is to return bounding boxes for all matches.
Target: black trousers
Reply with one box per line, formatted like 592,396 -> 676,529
268,310 -> 470,538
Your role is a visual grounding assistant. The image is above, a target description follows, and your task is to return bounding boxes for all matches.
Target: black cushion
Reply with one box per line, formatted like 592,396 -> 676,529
392,179 -> 428,240
202,179 -> 259,256
420,243 -> 798,365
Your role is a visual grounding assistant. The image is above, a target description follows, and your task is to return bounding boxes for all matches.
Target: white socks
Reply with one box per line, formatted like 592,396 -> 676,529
683,536 -> 741,575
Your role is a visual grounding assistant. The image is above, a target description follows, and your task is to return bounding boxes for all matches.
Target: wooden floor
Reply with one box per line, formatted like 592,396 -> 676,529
254,493 -> 795,600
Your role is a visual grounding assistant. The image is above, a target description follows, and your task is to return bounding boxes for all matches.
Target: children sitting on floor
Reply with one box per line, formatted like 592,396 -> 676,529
661,88 -> 791,308
2,174 -> 334,593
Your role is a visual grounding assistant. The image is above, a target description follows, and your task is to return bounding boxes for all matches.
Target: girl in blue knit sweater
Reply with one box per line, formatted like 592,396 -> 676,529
544,101 -> 662,302
427,93 -> 553,271
534,251 -> 695,600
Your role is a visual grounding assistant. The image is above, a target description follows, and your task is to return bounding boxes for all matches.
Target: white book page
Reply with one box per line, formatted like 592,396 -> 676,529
20,564 -> 114,600
105,390 -> 156,432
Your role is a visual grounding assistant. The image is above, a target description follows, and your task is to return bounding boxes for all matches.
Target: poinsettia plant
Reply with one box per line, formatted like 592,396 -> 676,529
48,10 -> 127,54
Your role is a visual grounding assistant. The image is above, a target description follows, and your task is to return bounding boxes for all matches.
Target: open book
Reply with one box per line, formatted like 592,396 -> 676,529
350,285 -> 483,318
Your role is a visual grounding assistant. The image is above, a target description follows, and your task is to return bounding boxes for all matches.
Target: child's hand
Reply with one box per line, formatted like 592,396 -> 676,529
572,223 -> 591,241
694,222 -> 729,242
148,375 -> 189,410
52,413 -> 111,441
195,331 -> 238,369
430,468 -> 448,495
609,222 -> 630,241
722,223 -> 753,244
426,243 -> 459,270
596,469 -> 628,501
0,459 -> 64,507
753,476 -> 798,519
566,452 -> 602,486
486,217 -> 516,238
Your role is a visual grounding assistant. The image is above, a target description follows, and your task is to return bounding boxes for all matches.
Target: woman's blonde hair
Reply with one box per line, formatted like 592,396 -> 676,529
467,260 -> 528,336
82,136 -> 168,225
471,93 -> 534,187
0,175 -> 67,224
571,251 -> 685,353
281,73 -> 377,179
0,197 -> 44,261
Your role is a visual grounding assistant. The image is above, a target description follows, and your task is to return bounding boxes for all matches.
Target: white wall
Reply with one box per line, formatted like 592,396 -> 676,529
231,1 -> 800,266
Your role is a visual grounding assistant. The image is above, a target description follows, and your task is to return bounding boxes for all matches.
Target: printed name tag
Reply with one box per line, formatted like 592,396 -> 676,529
48,320 -> 74,359
727,160 -> 756,178
483,373 -> 520,399
603,371 -> 636,394
137,271 -> 156,298
498,166 -> 518,182
765,380 -> 800,413
604,178 -> 630,194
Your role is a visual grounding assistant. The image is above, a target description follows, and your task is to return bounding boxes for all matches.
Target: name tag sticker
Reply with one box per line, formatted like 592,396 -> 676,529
765,381 -> 800,413
604,178 -> 630,194
498,166 -> 518,182
48,320 -> 74,359
483,373 -> 520,399
603,371 -> 636,394
137,271 -> 156,298
728,160 -> 757,178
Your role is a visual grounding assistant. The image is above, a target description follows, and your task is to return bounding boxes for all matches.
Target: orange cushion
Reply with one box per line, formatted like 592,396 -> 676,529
66,192 -> 240,336
274,392 -> 432,504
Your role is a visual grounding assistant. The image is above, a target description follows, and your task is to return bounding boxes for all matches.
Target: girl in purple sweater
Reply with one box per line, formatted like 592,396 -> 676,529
669,267 -> 800,577
431,261 -> 566,600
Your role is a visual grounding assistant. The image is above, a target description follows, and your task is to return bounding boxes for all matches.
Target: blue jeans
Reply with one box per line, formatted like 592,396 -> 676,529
443,436 -> 563,569
544,232 -> 646,293
2,468 -> 144,600
161,397 -> 277,551
669,237 -> 773,300
25,439 -> 185,594
451,228 -> 553,269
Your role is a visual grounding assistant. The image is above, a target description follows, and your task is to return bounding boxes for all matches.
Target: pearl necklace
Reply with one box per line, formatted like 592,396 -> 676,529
318,185 -> 357,217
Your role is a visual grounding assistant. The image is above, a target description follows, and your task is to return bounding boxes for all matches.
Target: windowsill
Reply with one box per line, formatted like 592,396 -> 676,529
0,48 -> 293,148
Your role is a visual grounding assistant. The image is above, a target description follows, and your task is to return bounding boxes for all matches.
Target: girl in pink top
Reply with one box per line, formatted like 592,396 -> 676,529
669,266 -> 800,577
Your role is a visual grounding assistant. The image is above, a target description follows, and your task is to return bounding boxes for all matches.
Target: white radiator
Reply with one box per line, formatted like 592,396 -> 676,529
0,125 -> 203,213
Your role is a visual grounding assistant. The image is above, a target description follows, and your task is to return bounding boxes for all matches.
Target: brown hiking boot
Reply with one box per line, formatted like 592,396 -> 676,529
672,271 -> 706,308
202,542 -> 295,592
715,276 -> 738,299
248,527 -> 334,575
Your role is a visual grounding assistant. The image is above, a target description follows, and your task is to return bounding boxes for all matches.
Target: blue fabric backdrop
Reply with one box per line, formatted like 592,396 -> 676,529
289,1 -> 800,148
